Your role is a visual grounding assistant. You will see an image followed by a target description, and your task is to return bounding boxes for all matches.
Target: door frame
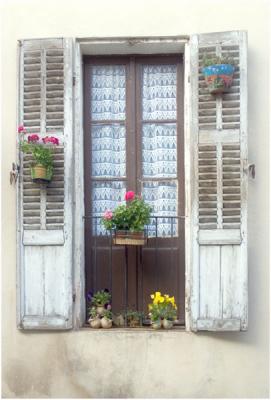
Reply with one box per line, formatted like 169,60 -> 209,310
72,36 -> 192,331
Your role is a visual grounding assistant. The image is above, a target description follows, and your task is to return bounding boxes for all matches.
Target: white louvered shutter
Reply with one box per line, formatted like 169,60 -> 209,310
189,31 -> 248,331
17,38 -> 73,329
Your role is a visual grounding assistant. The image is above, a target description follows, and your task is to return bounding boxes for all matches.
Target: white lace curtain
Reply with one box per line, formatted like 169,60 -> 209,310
90,64 -> 178,236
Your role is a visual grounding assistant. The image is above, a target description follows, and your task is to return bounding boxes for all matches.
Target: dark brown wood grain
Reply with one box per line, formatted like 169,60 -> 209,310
83,55 -> 185,324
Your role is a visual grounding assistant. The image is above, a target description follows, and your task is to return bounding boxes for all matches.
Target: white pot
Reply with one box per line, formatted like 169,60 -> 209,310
101,317 -> 112,329
96,305 -> 105,316
151,320 -> 162,330
162,319 -> 174,329
89,317 -> 101,329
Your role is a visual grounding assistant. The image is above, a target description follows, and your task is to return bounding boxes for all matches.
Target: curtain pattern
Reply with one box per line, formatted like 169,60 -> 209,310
91,124 -> 126,178
91,65 -> 126,120
142,123 -> 177,178
142,65 -> 177,120
90,64 -> 178,237
141,65 -> 178,236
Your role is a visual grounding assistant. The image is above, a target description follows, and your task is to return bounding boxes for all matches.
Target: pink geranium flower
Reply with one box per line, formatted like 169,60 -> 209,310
125,191 -> 135,201
103,210 -> 113,220
28,134 -> 39,142
42,136 -> 59,145
18,125 -> 25,133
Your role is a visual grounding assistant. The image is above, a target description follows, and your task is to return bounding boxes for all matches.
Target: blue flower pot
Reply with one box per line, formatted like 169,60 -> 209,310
202,64 -> 235,94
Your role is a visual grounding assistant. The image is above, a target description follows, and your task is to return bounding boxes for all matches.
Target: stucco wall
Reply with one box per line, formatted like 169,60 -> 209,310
1,0 -> 270,398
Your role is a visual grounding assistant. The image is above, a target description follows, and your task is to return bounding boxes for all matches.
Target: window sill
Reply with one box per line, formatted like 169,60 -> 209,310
81,324 -> 186,332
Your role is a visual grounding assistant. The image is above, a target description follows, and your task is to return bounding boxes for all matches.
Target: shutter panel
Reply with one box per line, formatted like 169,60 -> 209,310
17,38 -> 73,329
189,31 -> 248,331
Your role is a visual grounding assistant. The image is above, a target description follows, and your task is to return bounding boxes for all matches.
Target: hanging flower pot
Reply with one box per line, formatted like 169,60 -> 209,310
30,164 -> 53,183
18,127 -> 60,185
202,63 -> 235,94
102,191 -> 151,246
113,230 -> 147,246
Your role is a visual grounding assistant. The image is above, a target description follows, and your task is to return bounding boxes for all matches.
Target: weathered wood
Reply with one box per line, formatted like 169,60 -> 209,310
198,229 -> 241,245
17,38 -> 73,330
23,230 -> 64,245
197,318 -> 241,331
189,31 -> 248,332
199,246 -> 221,319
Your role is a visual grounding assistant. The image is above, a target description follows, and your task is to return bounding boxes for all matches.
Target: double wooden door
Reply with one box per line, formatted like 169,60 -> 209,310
84,55 -> 185,323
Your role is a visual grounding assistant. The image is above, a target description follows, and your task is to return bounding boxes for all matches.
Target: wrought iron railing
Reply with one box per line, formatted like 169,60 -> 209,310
84,215 -> 185,327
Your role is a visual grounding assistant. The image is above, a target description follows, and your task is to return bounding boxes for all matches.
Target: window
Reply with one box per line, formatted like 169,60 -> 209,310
17,32 -> 248,332
83,56 -> 185,324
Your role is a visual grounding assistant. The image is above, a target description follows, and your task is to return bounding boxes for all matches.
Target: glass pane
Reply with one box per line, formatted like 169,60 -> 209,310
142,65 -> 177,120
92,181 -> 126,235
91,124 -> 126,178
142,181 -> 178,237
142,123 -> 177,178
91,65 -> 126,120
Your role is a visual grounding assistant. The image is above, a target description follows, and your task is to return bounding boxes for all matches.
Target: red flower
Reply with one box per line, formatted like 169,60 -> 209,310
18,125 -> 25,133
125,191 -> 135,201
28,134 -> 39,142
42,136 -> 59,145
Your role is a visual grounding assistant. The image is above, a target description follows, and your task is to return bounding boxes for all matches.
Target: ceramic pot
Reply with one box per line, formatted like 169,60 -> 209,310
101,317 -> 112,329
151,320 -> 162,330
202,64 -> 234,94
89,317 -> 101,329
31,164 -> 53,183
162,319 -> 174,329
96,305 -> 105,316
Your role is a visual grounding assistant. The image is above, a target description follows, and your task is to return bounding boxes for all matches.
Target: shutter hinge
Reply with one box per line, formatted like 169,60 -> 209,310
188,75 -> 190,83
73,76 -> 76,86
72,293 -> 76,302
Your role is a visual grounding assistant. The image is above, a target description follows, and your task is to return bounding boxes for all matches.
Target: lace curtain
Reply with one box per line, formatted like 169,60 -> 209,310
90,64 -> 178,236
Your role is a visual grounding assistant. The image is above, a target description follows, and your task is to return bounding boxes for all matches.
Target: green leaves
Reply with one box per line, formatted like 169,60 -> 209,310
20,141 -> 54,169
102,196 -> 152,232
202,53 -> 235,67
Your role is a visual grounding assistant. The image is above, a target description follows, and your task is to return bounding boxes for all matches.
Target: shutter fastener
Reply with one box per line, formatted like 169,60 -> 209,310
10,163 -> 20,184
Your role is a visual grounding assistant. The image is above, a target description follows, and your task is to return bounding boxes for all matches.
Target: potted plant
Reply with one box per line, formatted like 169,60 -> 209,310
102,191 -> 152,245
148,291 -> 177,329
88,306 -> 101,329
18,125 -> 59,183
101,309 -> 113,329
90,290 -> 111,316
201,54 -> 235,94
126,310 -> 144,328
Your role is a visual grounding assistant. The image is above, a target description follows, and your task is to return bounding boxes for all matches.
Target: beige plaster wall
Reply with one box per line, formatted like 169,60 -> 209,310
1,0 -> 270,398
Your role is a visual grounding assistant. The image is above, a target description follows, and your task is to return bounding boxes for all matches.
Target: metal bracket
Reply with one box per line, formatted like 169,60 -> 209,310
248,164 -> 256,179
10,163 -> 20,184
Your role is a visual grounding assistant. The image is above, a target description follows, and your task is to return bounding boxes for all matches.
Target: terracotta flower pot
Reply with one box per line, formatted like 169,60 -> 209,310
30,164 -> 53,183
89,317 -> 101,329
101,317 -> 112,329
113,231 -> 147,246
162,319 -> 174,329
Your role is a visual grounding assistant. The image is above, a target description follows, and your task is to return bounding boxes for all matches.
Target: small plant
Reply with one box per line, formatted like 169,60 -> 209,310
90,290 -> 111,307
103,309 -> 113,320
18,125 -> 59,182
202,54 -> 234,68
126,310 -> 144,327
148,292 -> 177,324
88,306 -> 98,319
102,191 -> 152,232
